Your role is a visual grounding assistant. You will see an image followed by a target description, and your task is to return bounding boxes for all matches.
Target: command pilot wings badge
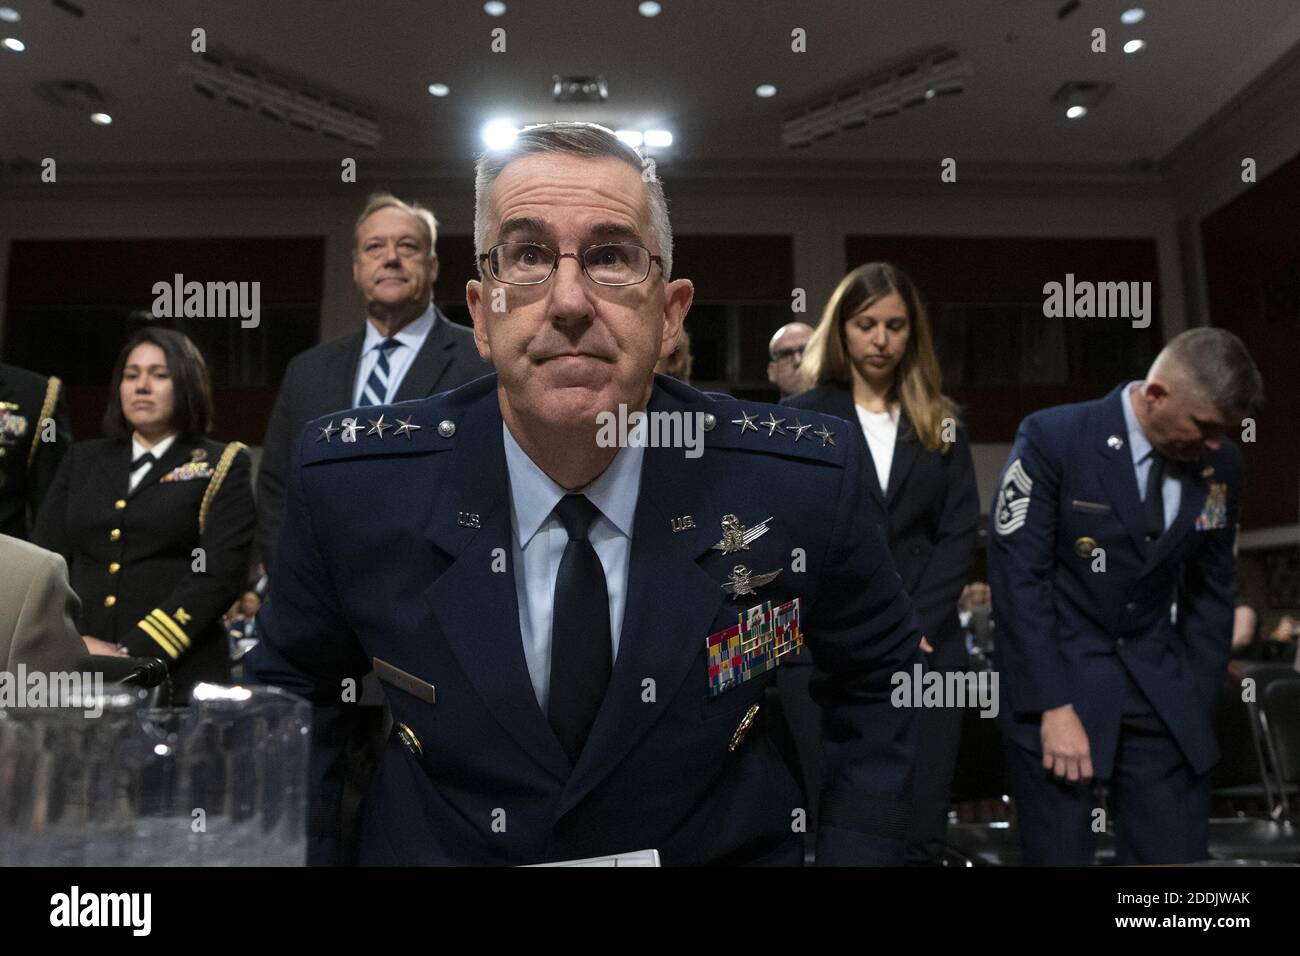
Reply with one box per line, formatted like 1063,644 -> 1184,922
994,458 -> 1033,536
722,564 -> 781,598
712,514 -> 773,554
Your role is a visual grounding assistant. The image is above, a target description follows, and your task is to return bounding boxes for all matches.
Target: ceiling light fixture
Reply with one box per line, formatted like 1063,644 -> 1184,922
483,1 -> 506,15
614,129 -> 644,147
638,1 -> 661,16
427,83 -> 450,96
756,84 -> 777,98
1052,80 -> 1111,121
0,8 -> 20,23
2,36 -> 24,51
90,112 -> 112,125
482,118 -> 517,150
643,129 -> 673,148
1120,8 -> 1145,25
1123,39 -> 1146,53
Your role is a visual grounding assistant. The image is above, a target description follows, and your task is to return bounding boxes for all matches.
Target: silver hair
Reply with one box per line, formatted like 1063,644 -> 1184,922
1150,327 -> 1264,418
354,192 -> 439,253
473,122 -> 673,279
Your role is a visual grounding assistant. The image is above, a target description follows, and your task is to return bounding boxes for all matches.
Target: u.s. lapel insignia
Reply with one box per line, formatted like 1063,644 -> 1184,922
458,512 -> 481,529
671,515 -> 695,532
1107,435 -> 1124,450
712,514 -> 773,554
722,564 -> 781,597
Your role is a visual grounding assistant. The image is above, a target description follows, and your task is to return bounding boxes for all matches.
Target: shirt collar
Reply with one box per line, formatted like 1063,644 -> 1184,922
132,432 -> 177,462
1121,380 -> 1156,466
501,422 -> 643,548
361,302 -> 437,353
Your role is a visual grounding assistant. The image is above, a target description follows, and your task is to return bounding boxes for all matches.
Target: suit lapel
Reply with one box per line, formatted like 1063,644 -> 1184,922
556,395 -> 728,818
884,407 -> 921,507
328,331 -> 365,411
1093,388 -> 1148,553
420,391 -> 571,782
821,386 -> 886,511
393,308 -> 455,402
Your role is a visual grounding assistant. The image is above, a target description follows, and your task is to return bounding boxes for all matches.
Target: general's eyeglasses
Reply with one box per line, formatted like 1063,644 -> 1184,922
479,241 -> 664,287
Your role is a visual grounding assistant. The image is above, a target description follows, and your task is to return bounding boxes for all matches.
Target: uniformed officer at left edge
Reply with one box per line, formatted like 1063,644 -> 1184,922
250,121 -> 923,866
0,360 -> 72,540
34,328 -> 254,702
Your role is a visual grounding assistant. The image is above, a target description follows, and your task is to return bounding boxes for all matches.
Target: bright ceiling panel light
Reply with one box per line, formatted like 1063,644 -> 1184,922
638,2 -> 661,16
756,84 -> 777,98
427,83 -> 450,96
484,1 -> 506,15
0,8 -> 20,23
1123,39 -> 1146,53
1120,8 -> 1145,25
1066,105 -> 1087,119
90,112 -> 112,125
482,118 -> 517,150
2,36 -> 24,51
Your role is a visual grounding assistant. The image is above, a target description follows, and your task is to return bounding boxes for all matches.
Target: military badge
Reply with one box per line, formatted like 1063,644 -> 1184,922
711,514 -> 772,554
1194,481 -> 1228,531
994,458 -> 1032,536
159,461 -> 214,482
706,598 -> 803,697
0,408 -> 29,445
722,564 -> 780,598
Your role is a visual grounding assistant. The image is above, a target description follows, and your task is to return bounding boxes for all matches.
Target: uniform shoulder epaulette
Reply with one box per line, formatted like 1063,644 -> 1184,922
693,397 -> 848,467
199,440 -> 247,533
27,374 -> 60,468
300,395 -> 457,467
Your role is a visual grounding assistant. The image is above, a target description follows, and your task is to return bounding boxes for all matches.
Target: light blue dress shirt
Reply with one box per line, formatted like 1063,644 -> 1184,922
352,303 -> 437,406
1122,380 -> 1181,529
502,423 -> 644,712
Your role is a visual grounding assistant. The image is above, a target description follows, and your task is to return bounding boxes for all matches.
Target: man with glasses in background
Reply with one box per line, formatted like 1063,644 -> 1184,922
251,123 -> 922,867
767,322 -> 814,399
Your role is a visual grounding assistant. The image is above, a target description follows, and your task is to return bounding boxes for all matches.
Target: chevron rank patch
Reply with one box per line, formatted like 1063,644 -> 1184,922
994,458 -> 1033,536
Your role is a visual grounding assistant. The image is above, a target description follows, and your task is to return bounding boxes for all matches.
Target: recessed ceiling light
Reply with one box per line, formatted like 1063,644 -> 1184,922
0,8 -> 20,23
1123,39 -> 1146,53
638,1 -> 661,15
643,129 -> 673,148
1066,105 -> 1087,119
1120,7 -> 1145,25
614,129 -> 644,147
483,1 -> 506,15
91,112 -> 113,125
2,36 -> 24,52
924,88 -> 936,99
427,83 -> 450,97
756,84 -> 777,98
482,118 -> 517,150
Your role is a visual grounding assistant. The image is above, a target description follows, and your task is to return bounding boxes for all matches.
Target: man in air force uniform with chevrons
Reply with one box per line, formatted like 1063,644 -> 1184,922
989,328 -> 1263,865
250,123 -> 922,866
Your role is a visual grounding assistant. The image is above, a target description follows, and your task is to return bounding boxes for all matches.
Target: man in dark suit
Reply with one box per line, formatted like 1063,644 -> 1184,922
249,122 -> 922,866
989,328 -> 1263,865
256,193 -> 491,571
0,362 -> 72,540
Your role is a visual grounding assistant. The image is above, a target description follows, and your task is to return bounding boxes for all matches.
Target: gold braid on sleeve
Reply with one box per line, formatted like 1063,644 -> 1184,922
27,375 -> 61,469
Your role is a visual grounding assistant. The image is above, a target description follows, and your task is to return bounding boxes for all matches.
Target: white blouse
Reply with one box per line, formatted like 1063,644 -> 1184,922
854,405 -> 899,494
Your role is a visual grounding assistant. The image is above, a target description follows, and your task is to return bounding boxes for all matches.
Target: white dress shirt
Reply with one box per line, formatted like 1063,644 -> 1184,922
352,303 -> 437,406
501,423 -> 644,712
1122,381 -> 1181,528
129,432 -> 176,492
855,404 -> 899,495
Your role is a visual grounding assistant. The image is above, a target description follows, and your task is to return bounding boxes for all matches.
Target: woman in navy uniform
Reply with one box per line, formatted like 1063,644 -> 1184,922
34,328 -> 254,702
784,262 -> 979,864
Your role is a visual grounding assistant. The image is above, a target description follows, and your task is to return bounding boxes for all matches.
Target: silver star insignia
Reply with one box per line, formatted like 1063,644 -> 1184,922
367,415 -> 392,439
316,420 -> 338,442
787,419 -> 813,442
814,423 -> 836,447
731,410 -> 758,434
393,415 -> 422,440
712,514 -> 773,554
722,564 -> 782,598
761,412 -> 785,437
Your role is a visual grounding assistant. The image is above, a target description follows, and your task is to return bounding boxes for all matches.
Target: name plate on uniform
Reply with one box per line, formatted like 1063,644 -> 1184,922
706,598 -> 802,698
525,849 -> 661,867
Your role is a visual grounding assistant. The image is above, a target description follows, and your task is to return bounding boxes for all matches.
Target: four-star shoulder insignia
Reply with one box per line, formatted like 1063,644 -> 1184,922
786,419 -> 813,442
317,420 -> 339,442
814,423 -> 836,447
393,415 -> 421,440
731,410 -> 758,434
760,412 -> 785,437
367,414 -> 392,439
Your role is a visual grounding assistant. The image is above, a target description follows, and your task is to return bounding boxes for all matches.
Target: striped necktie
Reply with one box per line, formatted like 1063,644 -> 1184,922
361,337 -> 402,406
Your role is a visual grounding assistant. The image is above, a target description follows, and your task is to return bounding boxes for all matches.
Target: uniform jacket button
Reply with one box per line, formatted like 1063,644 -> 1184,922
114,499 -> 126,510
110,528 -> 121,541
103,595 -> 116,607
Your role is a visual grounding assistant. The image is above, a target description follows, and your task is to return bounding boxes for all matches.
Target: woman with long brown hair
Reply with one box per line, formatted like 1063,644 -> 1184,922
783,261 -> 979,865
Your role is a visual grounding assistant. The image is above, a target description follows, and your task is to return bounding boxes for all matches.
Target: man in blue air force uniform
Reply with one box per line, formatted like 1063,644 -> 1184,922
989,328 -> 1263,865
249,123 -> 922,866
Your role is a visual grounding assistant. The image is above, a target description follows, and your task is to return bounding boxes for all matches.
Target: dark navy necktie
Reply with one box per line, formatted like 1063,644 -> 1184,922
547,494 -> 612,764
361,337 -> 402,406
1143,450 -> 1166,543
130,451 -> 155,472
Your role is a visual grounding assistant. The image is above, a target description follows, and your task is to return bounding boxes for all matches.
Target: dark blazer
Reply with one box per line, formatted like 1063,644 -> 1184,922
256,308 -> 491,571
783,384 -> 979,669
33,435 -> 255,699
0,362 -> 72,540
249,374 -> 924,866
987,384 -> 1240,777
